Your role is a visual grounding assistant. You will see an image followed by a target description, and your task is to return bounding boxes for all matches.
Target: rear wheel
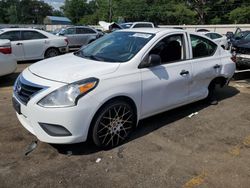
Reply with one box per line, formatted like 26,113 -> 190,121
92,100 -> 136,148
45,48 -> 60,58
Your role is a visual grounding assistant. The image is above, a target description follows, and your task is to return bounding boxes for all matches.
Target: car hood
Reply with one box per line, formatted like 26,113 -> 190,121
28,53 -> 120,83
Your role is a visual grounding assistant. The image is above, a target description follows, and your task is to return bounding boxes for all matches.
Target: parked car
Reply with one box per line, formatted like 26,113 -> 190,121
229,29 -> 250,68
120,22 -> 155,29
13,28 -> 235,148
56,26 -> 102,50
201,32 -> 229,49
0,28 -> 68,61
0,39 -> 17,76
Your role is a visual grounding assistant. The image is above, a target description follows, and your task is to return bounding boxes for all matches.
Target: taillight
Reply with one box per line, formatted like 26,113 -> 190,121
0,46 -> 12,54
64,38 -> 69,46
231,55 -> 237,63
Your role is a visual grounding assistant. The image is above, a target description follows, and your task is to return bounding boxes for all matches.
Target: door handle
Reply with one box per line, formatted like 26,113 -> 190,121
180,70 -> 189,76
213,64 -> 221,69
16,43 -> 23,45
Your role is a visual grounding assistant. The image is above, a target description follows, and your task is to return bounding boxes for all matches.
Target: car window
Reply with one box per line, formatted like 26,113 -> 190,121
244,34 -> 250,40
75,31 -> 155,63
76,28 -> 96,34
205,33 -> 212,39
120,23 -> 133,29
133,24 -> 153,28
191,34 -> 217,58
149,34 -> 186,64
211,33 -> 222,39
21,31 -> 47,40
66,28 -> 76,35
0,31 -> 21,41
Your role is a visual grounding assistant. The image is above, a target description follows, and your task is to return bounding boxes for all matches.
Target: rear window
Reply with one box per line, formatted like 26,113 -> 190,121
191,34 -> 217,58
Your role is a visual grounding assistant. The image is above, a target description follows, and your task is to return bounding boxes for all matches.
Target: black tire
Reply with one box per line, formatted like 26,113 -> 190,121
45,48 -> 60,58
91,100 -> 136,148
205,81 -> 216,103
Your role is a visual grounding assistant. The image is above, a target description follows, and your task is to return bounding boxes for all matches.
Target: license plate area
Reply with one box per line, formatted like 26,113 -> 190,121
12,97 -> 21,115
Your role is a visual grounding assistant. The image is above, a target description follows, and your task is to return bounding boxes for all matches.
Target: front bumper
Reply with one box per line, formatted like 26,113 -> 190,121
236,54 -> 250,68
13,69 -> 100,144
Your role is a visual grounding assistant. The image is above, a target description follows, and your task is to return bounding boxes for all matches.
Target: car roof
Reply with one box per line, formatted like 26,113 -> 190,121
116,28 -> 184,34
0,28 -> 42,32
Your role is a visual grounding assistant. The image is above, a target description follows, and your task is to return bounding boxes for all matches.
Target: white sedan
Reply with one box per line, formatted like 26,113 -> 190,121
13,28 -> 235,148
0,28 -> 69,61
202,32 -> 229,50
0,39 -> 17,76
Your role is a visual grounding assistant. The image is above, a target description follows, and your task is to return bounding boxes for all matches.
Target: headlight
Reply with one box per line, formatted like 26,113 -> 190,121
38,78 -> 98,108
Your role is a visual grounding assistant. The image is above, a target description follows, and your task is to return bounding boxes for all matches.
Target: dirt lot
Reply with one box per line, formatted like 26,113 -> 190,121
0,63 -> 250,188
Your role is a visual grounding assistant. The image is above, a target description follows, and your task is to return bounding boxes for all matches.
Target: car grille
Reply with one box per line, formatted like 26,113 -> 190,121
14,76 -> 44,105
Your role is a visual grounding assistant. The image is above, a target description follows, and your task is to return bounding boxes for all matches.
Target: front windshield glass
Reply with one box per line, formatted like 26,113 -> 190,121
120,23 -> 133,29
74,31 -> 155,63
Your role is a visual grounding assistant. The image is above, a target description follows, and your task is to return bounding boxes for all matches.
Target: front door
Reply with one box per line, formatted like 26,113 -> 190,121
140,33 -> 192,118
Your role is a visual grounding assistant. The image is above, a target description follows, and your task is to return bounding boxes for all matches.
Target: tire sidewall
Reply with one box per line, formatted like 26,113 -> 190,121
91,100 -> 136,148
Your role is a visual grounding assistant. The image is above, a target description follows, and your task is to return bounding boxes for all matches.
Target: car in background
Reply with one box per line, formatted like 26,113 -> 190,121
120,22 -> 155,29
56,26 -> 102,50
0,28 -> 68,61
0,39 -> 17,76
229,29 -> 250,68
201,32 -> 229,49
13,28 -> 235,148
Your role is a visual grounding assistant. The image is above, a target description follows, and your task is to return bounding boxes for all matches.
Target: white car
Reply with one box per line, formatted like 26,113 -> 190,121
202,32 -> 229,49
0,28 -> 69,61
12,28 -> 235,148
0,39 -> 17,76
120,22 -> 155,29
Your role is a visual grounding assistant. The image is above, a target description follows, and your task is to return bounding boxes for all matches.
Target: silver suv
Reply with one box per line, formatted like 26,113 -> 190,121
56,26 -> 102,50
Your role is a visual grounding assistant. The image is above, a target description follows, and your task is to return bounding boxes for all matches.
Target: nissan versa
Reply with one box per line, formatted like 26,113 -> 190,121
13,28 -> 236,148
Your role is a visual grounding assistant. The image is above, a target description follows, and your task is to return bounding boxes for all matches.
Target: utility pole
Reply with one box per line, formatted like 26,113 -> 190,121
108,0 -> 112,22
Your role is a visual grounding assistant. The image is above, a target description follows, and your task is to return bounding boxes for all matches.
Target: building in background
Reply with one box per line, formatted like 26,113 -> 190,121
44,16 -> 72,31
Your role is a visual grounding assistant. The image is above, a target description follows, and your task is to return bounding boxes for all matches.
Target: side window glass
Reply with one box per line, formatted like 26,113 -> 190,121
149,34 -> 186,64
22,31 -> 47,40
205,33 -> 212,39
244,34 -> 250,40
0,31 -> 20,41
215,33 -> 222,39
191,34 -> 217,58
84,28 -> 96,34
134,24 -> 153,28
66,28 -> 76,35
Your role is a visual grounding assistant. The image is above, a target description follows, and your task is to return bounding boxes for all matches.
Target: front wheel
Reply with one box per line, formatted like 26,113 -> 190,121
92,100 -> 136,148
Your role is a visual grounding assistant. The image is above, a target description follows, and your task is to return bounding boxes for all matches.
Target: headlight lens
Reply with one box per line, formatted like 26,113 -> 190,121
38,78 -> 98,108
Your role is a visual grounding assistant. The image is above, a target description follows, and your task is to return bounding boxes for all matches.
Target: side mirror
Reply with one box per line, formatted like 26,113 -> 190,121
59,33 -> 64,36
148,54 -> 161,66
139,54 -> 161,68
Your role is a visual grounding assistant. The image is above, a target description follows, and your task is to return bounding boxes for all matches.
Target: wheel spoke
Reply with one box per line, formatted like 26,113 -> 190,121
97,122 -> 110,133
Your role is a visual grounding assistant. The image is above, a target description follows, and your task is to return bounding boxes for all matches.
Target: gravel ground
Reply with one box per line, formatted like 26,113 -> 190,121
0,62 -> 250,188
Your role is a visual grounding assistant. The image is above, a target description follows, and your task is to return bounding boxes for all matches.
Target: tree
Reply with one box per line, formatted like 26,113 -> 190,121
62,0 -> 91,23
229,6 -> 250,24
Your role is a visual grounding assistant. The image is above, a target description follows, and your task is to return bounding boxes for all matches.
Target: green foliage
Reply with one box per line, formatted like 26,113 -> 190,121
229,6 -> 250,24
1,0 -> 250,25
0,0 -> 54,24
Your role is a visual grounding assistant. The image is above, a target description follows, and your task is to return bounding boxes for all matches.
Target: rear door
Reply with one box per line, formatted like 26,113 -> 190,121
188,34 -> 221,100
76,27 -> 97,47
140,32 -> 192,117
20,30 -> 47,60
64,28 -> 76,48
0,31 -> 24,61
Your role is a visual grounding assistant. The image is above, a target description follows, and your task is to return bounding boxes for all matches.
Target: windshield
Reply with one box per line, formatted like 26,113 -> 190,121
120,23 -> 133,29
74,31 -> 155,63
